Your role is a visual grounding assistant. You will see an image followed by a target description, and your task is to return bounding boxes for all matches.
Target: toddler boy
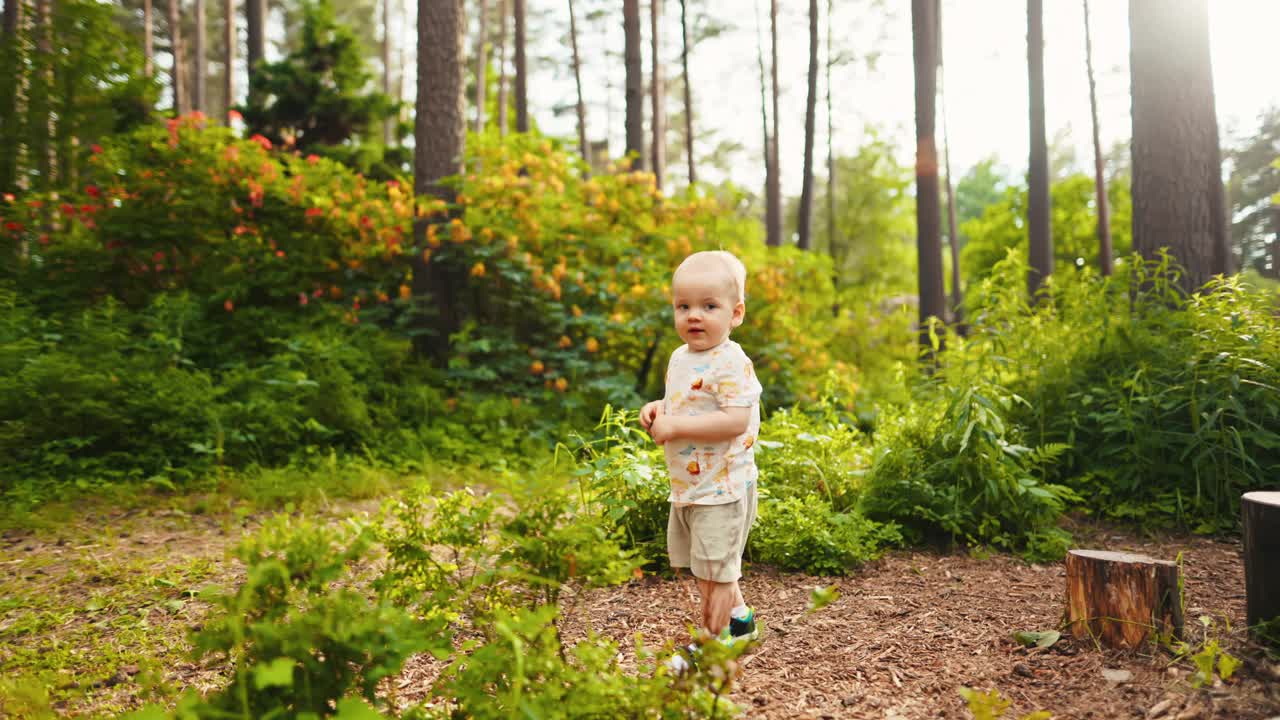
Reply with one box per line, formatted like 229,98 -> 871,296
639,250 -> 762,660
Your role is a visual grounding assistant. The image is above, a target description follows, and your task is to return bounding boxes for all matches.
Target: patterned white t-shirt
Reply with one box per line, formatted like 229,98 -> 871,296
662,339 -> 763,505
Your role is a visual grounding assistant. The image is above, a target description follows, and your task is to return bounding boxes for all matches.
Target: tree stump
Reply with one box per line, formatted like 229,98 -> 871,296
1065,549 -> 1183,649
1243,491 -> 1280,642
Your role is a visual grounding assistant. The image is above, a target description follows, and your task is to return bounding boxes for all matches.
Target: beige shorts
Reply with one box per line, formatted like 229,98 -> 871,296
667,487 -> 758,583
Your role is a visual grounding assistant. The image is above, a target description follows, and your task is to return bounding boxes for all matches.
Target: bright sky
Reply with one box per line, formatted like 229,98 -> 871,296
510,0 -> 1280,196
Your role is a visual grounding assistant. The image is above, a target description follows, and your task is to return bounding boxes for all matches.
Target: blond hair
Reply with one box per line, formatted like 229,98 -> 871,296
673,250 -> 747,303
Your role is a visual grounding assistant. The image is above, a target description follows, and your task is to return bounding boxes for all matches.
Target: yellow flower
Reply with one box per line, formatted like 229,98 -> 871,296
585,338 -> 599,353
449,219 -> 472,243
558,335 -> 572,349
572,305 -> 583,318
470,262 -> 486,278
554,377 -> 568,392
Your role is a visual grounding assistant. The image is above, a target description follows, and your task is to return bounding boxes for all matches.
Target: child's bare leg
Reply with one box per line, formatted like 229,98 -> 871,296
697,578 -> 740,635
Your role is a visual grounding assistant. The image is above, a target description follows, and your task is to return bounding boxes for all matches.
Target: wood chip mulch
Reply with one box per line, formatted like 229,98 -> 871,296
550,529 -> 1280,720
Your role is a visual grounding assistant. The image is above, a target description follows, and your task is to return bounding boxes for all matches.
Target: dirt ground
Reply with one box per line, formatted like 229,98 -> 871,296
3,506 -> 1279,719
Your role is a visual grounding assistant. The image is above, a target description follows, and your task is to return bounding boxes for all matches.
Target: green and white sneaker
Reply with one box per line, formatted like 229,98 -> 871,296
725,607 -> 758,645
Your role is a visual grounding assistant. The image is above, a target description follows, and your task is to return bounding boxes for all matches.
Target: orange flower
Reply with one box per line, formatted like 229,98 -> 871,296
572,305 -> 583,318
554,377 -> 569,392
558,335 -> 572,349
399,284 -> 412,300
585,338 -> 599,353
530,360 -> 545,374
223,299 -> 235,312
470,262 -> 486,278
686,460 -> 700,475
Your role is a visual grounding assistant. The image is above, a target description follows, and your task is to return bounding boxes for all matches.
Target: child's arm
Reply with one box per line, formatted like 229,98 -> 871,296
650,407 -> 750,445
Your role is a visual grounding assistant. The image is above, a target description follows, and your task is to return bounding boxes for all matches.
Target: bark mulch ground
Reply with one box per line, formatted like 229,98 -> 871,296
556,528 -> 1280,720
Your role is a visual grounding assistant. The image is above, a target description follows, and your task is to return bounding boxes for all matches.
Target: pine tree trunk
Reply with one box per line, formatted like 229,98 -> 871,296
568,0 -> 589,169
384,0 -> 394,142
1,0 -> 25,194
649,0 -> 664,189
1027,0 -> 1051,299
193,0 -> 206,111
755,0 -> 773,245
144,0 -> 154,77
1083,0 -> 1111,276
414,0 -> 465,360
1129,0 -> 1227,294
623,0 -> 644,168
938,0 -> 961,324
496,0 -> 507,136
513,0 -> 527,132
168,0 -> 188,114
678,0 -> 694,185
796,0 -> 818,250
245,0 -> 264,97
912,0 -> 945,355
223,0 -> 234,121
825,0 -> 834,259
473,0 -> 486,134
33,0 -> 54,191
765,0 -> 781,246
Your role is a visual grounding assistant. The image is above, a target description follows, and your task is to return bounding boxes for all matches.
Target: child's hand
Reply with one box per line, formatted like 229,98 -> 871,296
649,413 -> 678,446
639,400 -> 663,430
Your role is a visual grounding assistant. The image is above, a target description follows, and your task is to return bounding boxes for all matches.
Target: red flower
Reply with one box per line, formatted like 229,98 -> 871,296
305,207 -> 324,218
249,134 -> 272,151
275,250 -> 285,258
166,118 -> 180,147
152,251 -> 165,262
38,234 -> 50,246
228,109 -> 243,123
60,203 -> 76,217
224,299 -> 235,312
298,292 -> 309,306
91,144 -> 103,155
306,154 -> 320,165
5,221 -> 22,232
85,185 -> 100,198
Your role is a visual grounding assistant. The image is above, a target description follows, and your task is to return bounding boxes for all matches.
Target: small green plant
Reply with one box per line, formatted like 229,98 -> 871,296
958,687 -> 1051,720
1167,614 -> 1243,688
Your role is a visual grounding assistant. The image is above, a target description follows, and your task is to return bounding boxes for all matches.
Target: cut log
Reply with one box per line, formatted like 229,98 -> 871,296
1243,491 -> 1280,642
1065,549 -> 1183,649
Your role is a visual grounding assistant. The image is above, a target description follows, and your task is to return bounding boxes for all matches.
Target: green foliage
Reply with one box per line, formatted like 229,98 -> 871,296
861,379 -> 1076,559
241,0 -> 397,154
960,173 -> 1132,283
180,516 -> 447,719
571,407 -> 671,562
926,251 -> 1280,532
749,494 -> 900,575
434,607 -> 739,719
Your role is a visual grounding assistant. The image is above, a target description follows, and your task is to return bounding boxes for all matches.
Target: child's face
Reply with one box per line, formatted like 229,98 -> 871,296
671,269 -> 744,352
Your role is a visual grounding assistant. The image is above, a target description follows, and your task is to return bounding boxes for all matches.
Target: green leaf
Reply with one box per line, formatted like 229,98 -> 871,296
253,657 -> 296,689
1012,630 -> 1060,648
1217,651 -> 1242,681
333,697 -> 386,719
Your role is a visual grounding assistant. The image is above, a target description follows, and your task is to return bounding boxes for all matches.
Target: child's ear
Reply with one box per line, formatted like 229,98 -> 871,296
731,301 -> 745,328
